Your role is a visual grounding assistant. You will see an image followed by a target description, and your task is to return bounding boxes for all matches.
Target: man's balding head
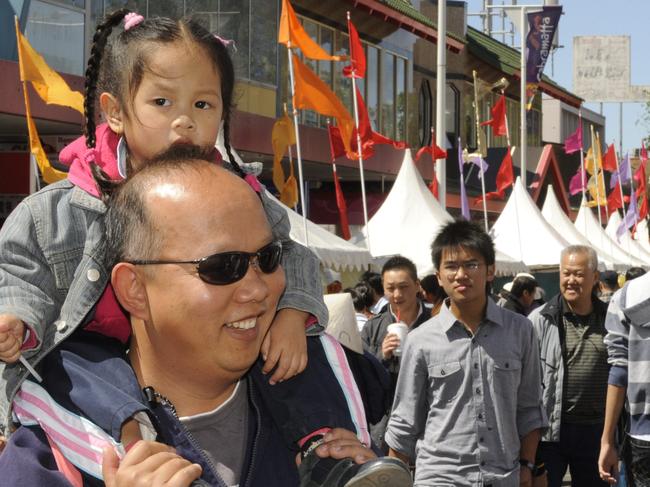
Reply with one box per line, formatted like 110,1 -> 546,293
106,148 -> 286,408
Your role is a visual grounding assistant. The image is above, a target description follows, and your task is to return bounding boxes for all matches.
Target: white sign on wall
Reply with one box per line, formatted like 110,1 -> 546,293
573,36 -> 649,102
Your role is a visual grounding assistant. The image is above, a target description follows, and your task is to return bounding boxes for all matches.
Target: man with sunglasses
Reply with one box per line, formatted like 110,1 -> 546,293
0,153 -> 411,486
386,220 -> 547,486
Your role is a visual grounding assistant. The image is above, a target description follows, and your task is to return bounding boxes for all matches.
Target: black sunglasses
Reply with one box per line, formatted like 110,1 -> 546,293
128,241 -> 283,285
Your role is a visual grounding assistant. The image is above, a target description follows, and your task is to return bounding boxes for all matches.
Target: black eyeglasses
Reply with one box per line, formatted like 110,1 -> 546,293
128,241 -> 283,285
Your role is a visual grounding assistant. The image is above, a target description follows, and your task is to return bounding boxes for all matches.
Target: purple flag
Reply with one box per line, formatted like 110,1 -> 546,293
564,123 -> 582,154
610,152 -> 632,189
569,167 -> 587,196
458,139 -> 470,220
525,6 -> 562,108
617,193 -> 638,238
468,155 -> 489,174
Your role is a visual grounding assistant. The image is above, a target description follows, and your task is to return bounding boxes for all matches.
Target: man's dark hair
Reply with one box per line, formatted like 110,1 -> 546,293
381,256 -> 418,282
420,274 -> 447,303
510,276 -> 538,298
105,146 -> 216,267
344,283 -> 374,312
360,271 -> 383,296
625,266 -> 646,282
599,270 -> 619,291
431,219 -> 495,270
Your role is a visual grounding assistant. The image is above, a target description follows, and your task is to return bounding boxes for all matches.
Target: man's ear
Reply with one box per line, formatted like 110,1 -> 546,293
111,263 -> 150,321
486,264 -> 496,283
100,92 -> 124,135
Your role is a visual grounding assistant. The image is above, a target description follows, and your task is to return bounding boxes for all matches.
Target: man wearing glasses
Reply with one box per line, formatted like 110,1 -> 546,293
386,220 -> 547,486
0,153 -> 400,486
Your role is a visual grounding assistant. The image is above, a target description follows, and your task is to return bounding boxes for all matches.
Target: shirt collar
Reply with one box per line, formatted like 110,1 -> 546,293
438,297 -> 502,332
389,302 -> 424,325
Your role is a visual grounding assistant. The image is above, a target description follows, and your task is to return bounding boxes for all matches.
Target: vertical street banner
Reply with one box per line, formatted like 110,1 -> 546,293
525,6 -> 562,109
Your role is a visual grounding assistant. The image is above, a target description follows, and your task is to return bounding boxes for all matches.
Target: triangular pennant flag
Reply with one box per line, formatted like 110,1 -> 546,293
327,124 -> 346,162
610,152 -> 631,189
480,94 -> 507,137
271,111 -> 295,192
280,161 -> 299,208
332,168 -> 351,240
343,18 -> 365,79
279,0 -> 344,61
602,144 -> 617,172
564,123 -> 583,154
475,147 -> 514,203
16,22 -> 84,114
292,54 -> 354,154
618,193 -> 638,237
569,167 -> 587,196
415,131 -> 447,162
607,183 -> 623,214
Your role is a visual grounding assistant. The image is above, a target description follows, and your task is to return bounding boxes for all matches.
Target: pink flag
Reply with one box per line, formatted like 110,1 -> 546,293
564,123 -> 582,154
569,167 -> 587,196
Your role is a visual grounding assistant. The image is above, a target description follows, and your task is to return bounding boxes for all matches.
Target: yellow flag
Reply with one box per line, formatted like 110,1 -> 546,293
15,18 -> 84,114
15,17 -> 68,183
271,111 -> 295,192
280,163 -> 299,208
586,173 -> 607,207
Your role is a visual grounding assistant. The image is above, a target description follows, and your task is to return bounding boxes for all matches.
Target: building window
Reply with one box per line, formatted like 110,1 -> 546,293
365,45 -> 379,131
24,0 -> 85,75
446,83 -> 459,143
102,0 -> 277,86
380,50 -> 395,138
418,80 -> 432,147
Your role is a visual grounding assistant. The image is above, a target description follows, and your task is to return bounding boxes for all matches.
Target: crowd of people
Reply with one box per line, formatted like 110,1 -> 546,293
0,8 -> 649,487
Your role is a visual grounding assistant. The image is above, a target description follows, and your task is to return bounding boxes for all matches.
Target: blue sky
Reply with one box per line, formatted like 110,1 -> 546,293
464,0 -> 650,154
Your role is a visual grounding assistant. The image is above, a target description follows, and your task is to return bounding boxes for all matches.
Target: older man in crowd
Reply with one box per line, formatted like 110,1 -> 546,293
0,153 -> 408,486
528,245 -> 609,487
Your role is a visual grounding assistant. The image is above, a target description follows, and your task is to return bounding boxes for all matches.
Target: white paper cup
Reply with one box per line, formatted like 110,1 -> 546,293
386,322 -> 409,356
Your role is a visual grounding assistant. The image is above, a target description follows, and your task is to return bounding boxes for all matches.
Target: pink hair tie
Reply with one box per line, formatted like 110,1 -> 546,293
244,174 -> 262,193
214,35 -> 237,52
124,12 -> 144,31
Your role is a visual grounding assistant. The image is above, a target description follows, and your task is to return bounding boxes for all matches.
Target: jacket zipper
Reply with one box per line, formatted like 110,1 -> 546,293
151,390 -> 228,487
242,381 -> 261,487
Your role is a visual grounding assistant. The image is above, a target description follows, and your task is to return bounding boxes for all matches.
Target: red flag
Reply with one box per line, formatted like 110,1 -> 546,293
564,123 -> 582,154
635,162 -> 648,220
429,174 -> 439,199
327,124 -> 346,162
607,183 -> 623,214
372,131 -> 408,150
332,168 -> 351,240
602,144 -> 617,172
480,94 -> 507,137
475,147 -> 514,203
343,19 -> 365,79
641,141 -> 648,163
415,135 -> 447,162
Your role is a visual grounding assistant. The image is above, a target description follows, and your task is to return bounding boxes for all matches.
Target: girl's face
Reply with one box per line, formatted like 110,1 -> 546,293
104,42 -> 223,170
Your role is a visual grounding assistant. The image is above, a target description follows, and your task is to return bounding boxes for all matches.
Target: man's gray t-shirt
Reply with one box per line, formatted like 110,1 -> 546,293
180,380 -> 249,487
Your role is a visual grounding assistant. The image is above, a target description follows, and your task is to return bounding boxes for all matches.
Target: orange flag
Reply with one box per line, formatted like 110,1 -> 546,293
279,0 -> 344,61
280,161 -> 299,208
292,54 -> 354,154
271,111 -> 295,192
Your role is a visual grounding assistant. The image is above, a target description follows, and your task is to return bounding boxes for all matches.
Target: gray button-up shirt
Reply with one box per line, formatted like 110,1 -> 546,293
386,299 -> 547,487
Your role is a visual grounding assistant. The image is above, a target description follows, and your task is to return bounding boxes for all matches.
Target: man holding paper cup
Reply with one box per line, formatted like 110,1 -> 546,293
360,256 -> 430,451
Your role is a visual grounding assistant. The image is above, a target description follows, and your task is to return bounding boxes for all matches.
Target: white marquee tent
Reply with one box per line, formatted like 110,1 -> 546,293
541,186 -> 625,271
634,219 -> 650,254
359,150 -> 527,276
266,192 -> 373,271
491,178 -> 570,267
605,212 -> 650,266
573,202 -> 646,268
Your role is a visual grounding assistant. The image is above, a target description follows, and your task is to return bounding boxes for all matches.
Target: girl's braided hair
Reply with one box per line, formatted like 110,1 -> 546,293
84,9 -> 243,194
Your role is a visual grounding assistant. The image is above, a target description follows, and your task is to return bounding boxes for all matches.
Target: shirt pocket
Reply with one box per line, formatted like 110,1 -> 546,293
429,361 -> 463,405
492,357 -> 522,392
50,248 -> 84,291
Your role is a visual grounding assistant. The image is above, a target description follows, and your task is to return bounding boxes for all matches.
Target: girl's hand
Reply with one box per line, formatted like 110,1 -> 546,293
0,315 -> 25,363
102,441 -> 202,487
260,308 -> 308,385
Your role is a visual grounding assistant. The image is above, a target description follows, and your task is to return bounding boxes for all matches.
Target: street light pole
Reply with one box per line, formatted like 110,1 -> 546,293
436,0 -> 447,208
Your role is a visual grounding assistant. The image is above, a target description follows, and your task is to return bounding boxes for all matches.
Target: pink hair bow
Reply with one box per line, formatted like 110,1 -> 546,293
214,35 -> 237,52
124,12 -> 144,31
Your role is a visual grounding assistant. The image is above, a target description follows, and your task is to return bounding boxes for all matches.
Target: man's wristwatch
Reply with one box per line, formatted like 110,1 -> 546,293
519,459 -> 545,477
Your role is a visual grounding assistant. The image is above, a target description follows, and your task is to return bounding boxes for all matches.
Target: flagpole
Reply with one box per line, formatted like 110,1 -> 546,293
613,141 -> 633,257
590,125 -> 604,229
578,110 -> 586,202
347,11 -> 371,253
519,6 -> 527,188
286,44 -> 309,246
